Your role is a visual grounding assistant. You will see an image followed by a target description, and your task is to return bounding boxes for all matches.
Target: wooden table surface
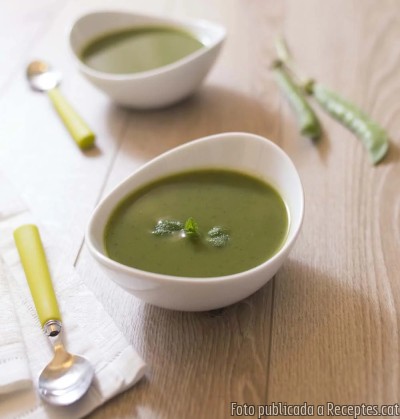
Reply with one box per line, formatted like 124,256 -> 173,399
1,0 -> 399,418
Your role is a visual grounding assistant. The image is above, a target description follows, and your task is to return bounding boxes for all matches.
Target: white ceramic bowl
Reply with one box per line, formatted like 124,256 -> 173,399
86,132 -> 304,311
69,10 -> 226,108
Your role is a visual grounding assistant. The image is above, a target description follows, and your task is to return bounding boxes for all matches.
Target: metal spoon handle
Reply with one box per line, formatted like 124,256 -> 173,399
47,88 -> 95,150
13,225 -> 62,329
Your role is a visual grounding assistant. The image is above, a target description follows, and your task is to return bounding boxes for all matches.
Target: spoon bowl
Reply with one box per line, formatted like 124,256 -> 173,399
69,10 -> 226,108
26,61 -> 62,91
38,336 -> 94,406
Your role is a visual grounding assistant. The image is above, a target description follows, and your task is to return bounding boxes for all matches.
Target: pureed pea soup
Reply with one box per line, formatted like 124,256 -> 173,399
80,26 -> 204,74
104,169 -> 289,278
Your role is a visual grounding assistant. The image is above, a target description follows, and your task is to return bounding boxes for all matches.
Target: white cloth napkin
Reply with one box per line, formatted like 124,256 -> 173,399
0,174 -> 147,418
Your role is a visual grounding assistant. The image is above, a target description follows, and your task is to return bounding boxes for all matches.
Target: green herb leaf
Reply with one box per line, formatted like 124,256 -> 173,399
152,219 -> 184,236
207,226 -> 230,248
184,217 -> 199,237
152,218 -> 230,247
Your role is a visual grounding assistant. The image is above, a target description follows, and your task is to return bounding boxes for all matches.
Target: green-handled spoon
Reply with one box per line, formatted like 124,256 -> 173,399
26,61 -> 95,149
14,225 -> 94,405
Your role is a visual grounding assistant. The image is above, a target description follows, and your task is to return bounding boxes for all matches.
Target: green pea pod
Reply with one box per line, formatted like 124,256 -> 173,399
310,83 -> 389,164
272,63 -> 321,140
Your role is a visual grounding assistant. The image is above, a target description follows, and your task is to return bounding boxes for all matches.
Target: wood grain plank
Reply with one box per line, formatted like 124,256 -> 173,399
268,0 -> 400,406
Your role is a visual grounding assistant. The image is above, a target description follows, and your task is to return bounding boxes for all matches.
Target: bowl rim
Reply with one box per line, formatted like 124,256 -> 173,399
86,132 -> 304,284
68,9 -> 227,81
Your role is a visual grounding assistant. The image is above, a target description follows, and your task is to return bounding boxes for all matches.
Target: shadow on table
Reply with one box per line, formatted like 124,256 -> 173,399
129,281 -> 275,418
313,124 -> 331,165
266,258 -> 397,404
311,126 -> 398,167
88,278 -> 275,419
105,83 -> 282,161
380,139 -> 400,165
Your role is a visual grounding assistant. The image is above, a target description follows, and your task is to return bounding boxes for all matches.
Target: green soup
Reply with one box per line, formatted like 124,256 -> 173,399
80,26 -> 204,74
104,169 -> 289,278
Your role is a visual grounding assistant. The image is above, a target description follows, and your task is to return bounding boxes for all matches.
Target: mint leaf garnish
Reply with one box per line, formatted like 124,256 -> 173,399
152,218 -> 230,247
152,219 -> 184,236
184,217 -> 199,237
207,226 -> 230,247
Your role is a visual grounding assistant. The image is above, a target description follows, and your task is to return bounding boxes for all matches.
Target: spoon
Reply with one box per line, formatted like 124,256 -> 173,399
26,61 -> 95,149
14,224 -> 94,405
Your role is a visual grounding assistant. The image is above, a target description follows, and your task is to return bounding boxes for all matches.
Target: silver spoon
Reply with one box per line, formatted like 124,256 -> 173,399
26,60 -> 95,149
14,224 -> 94,405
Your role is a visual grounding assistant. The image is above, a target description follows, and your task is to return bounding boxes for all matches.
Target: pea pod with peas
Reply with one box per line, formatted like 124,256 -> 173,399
272,38 -> 389,165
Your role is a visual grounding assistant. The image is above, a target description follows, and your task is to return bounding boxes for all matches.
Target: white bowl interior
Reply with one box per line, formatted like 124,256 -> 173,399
87,132 -> 304,272
70,10 -> 226,67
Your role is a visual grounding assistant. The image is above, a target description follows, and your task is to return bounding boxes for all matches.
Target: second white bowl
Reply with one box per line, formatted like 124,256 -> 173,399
69,10 -> 226,108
